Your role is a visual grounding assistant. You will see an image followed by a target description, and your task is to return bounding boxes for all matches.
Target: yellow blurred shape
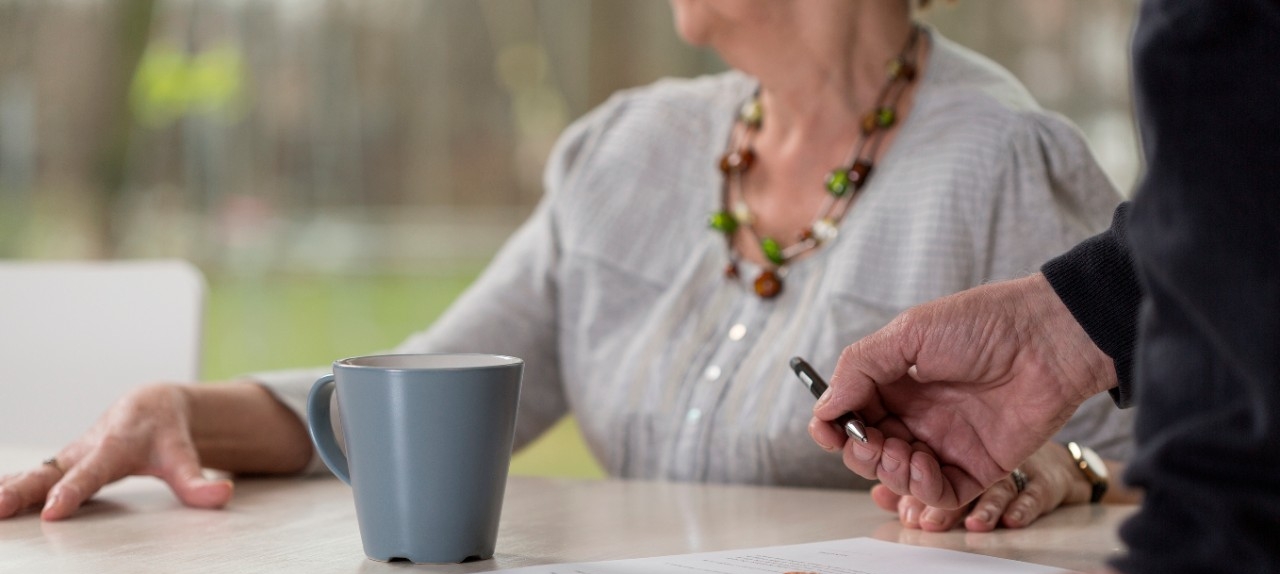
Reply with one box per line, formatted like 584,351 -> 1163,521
509,416 -> 605,479
131,43 -> 246,127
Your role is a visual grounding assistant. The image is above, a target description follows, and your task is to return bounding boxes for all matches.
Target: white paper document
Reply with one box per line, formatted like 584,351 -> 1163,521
495,537 -> 1066,574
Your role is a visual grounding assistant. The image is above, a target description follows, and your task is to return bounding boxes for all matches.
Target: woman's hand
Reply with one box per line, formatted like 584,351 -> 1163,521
0,382 -> 311,521
871,442 -> 1099,532
0,384 -> 232,520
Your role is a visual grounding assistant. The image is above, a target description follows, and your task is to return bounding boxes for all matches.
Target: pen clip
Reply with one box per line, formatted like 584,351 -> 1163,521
789,356 -> 828,398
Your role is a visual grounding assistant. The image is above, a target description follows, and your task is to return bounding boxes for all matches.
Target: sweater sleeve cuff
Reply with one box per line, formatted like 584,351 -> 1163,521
247,367 -> 334,476
1040,203 -> 1143,408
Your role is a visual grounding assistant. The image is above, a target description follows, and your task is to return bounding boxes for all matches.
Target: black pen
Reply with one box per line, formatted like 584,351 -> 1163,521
789,356 -> 869,443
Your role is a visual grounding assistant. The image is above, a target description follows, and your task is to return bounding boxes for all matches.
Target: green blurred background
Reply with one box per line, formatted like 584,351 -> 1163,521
0,0 -> 1139,479
200,269 -> 607,478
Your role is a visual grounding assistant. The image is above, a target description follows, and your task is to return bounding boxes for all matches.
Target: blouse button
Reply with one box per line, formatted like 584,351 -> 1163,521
686,408 -> 703,422
704,365 -> 721,381
728,324 -> 747,341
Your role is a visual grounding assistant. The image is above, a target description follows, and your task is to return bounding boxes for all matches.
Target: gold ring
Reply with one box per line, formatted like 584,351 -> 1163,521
42,457 -> 66,476
1011,468 -> 1028,493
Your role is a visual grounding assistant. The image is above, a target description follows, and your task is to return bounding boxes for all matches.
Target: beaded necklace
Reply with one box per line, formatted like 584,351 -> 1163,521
709,26 -> 923,299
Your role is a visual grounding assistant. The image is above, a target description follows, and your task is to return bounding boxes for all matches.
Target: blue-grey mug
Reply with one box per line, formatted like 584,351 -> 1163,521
307,353 -> 523,564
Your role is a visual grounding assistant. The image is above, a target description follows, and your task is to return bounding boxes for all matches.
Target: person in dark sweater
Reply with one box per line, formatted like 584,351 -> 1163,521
807,0 -> 1279,571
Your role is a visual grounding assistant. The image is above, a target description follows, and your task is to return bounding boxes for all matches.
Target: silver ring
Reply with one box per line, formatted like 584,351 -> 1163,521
42,457 -> 66,476
1011,468 -> 1028,493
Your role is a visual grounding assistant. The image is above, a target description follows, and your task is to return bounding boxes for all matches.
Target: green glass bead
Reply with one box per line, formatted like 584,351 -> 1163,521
876,107 -> 896,128
709,211 -> 738,234
825,169 -> 852,197
760,237 -> 784,265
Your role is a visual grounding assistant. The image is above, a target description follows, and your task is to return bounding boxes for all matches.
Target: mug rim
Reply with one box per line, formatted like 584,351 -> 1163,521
336,353 -> 523,371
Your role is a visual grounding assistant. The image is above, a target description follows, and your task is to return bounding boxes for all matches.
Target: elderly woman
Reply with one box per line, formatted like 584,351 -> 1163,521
0,1 -> 1134,532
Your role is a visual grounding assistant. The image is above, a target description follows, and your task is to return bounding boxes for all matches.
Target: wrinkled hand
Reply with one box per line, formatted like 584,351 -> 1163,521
809,274 -> 1115,509
873,442 -> 1091,532
0,384 -> 233,521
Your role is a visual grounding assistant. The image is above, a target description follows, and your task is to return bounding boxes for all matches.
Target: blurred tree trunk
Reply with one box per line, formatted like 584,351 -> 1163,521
91,0 -> 155,258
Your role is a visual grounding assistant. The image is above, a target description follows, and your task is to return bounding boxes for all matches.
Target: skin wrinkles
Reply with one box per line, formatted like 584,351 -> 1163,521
815,275 -> 1115,509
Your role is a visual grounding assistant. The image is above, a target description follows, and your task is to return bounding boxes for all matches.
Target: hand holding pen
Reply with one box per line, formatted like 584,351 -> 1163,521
790,357 -> 868,443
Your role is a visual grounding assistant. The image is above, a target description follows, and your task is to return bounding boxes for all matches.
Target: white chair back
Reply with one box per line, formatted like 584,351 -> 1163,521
0,260 -> 205,448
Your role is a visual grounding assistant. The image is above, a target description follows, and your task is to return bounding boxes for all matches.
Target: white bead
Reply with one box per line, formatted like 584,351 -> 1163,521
731,200 -> 753,225
739,99 -> 762,125
812,219 -> 839,243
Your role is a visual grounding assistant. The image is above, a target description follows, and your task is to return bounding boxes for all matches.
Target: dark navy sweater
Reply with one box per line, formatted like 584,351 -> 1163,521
1042,1 -> 1280,572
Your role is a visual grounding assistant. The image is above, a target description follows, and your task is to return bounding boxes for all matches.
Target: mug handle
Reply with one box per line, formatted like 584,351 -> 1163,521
307,374 -> 351,484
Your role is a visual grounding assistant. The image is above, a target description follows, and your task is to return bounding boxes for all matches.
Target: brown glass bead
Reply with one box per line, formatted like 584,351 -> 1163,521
900,62 -> 917,81
753,270 -> 782,298
724,262 -> 739,278
860,112 -> 879,135
848,160 -> 874,189
718,147 -> 756,174
889,58 -> 917,81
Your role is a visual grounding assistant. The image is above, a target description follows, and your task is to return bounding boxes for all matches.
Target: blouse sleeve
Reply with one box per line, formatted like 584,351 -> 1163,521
251,99 -> 611,472
978,111 -> 1136,460
387,191 -> 568,450
976,111 -> 1121,283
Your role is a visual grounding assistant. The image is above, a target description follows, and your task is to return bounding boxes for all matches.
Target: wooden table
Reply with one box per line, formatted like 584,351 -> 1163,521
0,446 -> 1133,573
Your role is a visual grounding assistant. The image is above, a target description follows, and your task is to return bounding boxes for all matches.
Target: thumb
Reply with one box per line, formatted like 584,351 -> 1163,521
172,474 -> 235,509
157,447 -> 235,509
821,320 -> 917,421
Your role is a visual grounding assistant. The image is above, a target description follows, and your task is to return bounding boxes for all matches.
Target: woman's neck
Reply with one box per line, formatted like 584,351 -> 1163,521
710,2 -> 929,260
719,2 -> 917,146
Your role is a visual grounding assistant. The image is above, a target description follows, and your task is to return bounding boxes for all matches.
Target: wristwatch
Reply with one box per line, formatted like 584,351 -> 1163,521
1067,442 -> 1109,503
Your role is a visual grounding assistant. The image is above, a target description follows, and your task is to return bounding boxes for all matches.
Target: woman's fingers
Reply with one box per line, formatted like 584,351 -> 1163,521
1001,473 -> 1054,528
0,463 -> 63,518
885,446 -> 1079,533
41,436 -> 233,520
888,469 -> 1062,533
963,477 -> 1020,532
884,490 -> 970,531
1000,445 -> 1079,529
0,384 -> 231,522
917,503 -> 968,532
897,494 -> 928,528
41,447 -> 132,521
870,483 -> 901,512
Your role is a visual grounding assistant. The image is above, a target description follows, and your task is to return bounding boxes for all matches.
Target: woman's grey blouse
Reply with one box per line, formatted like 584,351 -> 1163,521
255,33 -> 1132,488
